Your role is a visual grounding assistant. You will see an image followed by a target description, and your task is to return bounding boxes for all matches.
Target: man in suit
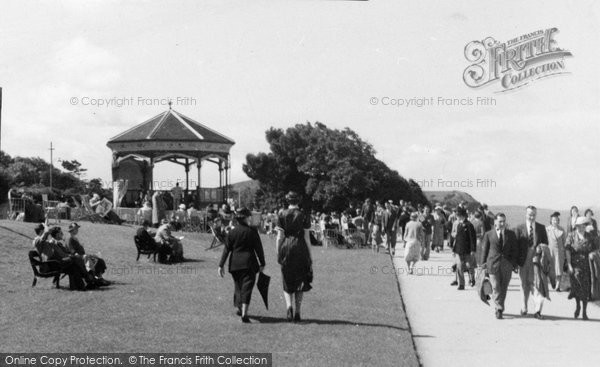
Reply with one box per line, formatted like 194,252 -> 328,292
383,200 -> 399,255
482,213 -> 519,319
452,207 -> 477,289
514,206 -> 549,319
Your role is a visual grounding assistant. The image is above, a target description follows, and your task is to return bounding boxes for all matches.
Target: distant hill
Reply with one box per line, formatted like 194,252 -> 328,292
423,190 -> 480,209
229,179 -> 260,193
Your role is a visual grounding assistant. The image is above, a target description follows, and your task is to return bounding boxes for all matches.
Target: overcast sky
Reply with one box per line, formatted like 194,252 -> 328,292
1,0 -> 599,209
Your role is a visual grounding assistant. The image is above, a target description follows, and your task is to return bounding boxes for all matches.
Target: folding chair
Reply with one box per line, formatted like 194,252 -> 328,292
8,197 -> 26,220
323,229 -> 342,248
345,228 -> 365,249
77,195 -> 104,223
207,224 -> 226,250
42,194 -> 60,224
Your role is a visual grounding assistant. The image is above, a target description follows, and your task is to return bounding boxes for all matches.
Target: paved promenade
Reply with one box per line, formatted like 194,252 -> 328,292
392,247 -> 600,367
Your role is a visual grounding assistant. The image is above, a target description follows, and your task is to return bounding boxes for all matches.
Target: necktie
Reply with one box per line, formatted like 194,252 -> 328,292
529,224 -> 534,247
499,231 -> 504,250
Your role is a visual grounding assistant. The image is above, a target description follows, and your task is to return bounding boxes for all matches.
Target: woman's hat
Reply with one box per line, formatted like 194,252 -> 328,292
179,204 -> 186,210
285,191 -> 299,201
161,218 -> 170,225
550,211 -> 561,218
68,222 -> 80,233
575,217 -> 590,226
235,207 -> 252,218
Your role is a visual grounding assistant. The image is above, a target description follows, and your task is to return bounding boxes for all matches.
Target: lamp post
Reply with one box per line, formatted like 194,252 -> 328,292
49,142 -> 54,190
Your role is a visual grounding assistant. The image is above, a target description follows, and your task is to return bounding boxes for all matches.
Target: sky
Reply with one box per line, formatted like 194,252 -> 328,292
1,0 -> 599,209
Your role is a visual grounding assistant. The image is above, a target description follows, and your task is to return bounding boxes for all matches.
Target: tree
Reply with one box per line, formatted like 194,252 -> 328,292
244,122 -> 429,211
61,159 -> 87,178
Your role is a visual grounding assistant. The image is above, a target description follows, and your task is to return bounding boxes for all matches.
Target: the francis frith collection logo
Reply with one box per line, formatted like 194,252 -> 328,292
463,28 -> 572,92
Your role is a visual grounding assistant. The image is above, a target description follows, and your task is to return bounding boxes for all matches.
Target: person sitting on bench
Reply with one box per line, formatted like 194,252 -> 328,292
155,219 -> 184,263
65,222 -> 109,286
36,226 -> 101,290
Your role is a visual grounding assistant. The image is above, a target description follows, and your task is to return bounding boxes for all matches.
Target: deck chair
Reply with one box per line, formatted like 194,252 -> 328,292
134,235 -> 158,262
345,228 -> 365,249
28,250 -> 66,288
323,229 -> 342,248
77,195 -> 104,223
207,224 -> 226,250
42,194 -> 60,224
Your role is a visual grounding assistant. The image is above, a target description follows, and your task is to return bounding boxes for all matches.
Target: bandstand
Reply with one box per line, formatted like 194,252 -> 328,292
106,106 -> 235,208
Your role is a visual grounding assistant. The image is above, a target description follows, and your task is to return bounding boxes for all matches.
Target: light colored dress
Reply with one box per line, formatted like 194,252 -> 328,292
403,221 -> 423,263
546,225 -> 566,277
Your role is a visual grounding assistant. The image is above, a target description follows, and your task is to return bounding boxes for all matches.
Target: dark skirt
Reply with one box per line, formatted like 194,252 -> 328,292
568,255 -> 591,301
231,269 -> 257,307
278,236 -> 312,293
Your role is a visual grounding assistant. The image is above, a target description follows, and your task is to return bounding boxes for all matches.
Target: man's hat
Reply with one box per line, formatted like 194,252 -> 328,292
67,222 -> 80,233
235,207 -> 252,218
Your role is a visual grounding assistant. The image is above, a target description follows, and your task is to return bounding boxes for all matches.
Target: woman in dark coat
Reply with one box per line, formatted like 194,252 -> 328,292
276,191 -> 313,322
218,208 -> 266,323
565,217 -> 598,320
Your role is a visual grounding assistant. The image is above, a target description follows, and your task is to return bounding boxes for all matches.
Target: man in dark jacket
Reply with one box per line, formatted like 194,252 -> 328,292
452,208 -> 477,289
514,205 -> 549,319
482,213 -> 519,319
383,201 -> 399,255
218,208 -> 266,323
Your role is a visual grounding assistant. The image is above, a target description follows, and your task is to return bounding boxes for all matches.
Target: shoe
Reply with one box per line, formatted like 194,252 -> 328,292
457,286 -> 465,290
241,316 -> 251,323
286,307 -> 294,322
582,313 -> 589,321
469,279 -> 476,287
236,308 -> 242,317
534,312 -> 544,320
293,313 -> 301,323
495,310 -> 503,319
520,309 -> 527,316
450,281 -> 458,286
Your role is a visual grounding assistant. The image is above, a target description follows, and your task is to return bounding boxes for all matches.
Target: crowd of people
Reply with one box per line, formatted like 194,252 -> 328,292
25,188 -> 600,323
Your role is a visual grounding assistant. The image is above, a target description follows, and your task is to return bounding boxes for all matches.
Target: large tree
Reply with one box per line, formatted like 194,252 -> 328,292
243,122 -> 429,211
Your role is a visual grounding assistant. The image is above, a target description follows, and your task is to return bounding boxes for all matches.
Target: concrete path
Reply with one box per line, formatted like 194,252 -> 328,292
392,247 -> 600,367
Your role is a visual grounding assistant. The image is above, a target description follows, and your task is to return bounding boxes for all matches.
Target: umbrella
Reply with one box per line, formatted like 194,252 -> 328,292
256,272 -> 271,310
475,267 -> 491,306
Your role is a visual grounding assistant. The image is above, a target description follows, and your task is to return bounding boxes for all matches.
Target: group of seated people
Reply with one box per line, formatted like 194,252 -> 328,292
135,219 -> 185,263
32,222 -> 110,290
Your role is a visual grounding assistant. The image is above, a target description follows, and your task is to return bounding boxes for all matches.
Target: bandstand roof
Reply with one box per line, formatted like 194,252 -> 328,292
106,109 -> 235,162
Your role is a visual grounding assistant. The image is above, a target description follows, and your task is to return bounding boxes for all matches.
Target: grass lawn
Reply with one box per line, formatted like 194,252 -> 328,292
0,220 -> 419,366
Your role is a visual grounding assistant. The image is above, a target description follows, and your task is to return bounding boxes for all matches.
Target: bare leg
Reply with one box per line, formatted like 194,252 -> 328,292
284,291 -> 294,321
241,303 -> 249,317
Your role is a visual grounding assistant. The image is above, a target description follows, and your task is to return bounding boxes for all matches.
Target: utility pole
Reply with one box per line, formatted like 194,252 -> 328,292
49,142 -> 54,190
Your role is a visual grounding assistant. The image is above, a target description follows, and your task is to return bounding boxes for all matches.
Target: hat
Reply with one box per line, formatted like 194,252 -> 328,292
68,222 -> 80,233
410,212 -> 419,219
575,217 -> 590,226
34,223 -> 45,233
235,207 -> 252,218
179,204 -> 186,210
161,218 -> 170,225
285,191 -> 299,201
550,211 -> 561,218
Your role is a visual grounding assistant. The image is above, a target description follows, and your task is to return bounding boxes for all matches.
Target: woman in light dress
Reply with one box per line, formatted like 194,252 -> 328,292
546,211 -> 566,291
403,212 -> 424,274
